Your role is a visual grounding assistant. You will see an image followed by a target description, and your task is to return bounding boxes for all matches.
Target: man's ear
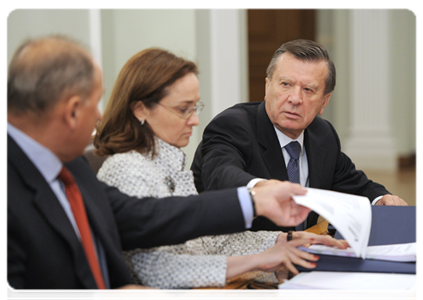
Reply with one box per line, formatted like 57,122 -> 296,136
63,95 -> 83,128
264,77 -> 270,101
318,93 -> 331,115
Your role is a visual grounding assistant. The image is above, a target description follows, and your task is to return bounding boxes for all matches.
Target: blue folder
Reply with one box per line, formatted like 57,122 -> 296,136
297,205 -> 416,274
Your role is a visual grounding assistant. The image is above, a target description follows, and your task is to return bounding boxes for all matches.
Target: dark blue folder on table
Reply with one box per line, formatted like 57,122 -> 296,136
297,205 -> 416,274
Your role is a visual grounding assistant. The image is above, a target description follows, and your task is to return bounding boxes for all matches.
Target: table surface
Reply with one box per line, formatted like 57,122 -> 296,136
177,220 -> 420,300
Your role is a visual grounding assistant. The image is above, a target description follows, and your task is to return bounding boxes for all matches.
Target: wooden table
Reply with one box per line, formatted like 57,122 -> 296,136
177,220 -> 420,300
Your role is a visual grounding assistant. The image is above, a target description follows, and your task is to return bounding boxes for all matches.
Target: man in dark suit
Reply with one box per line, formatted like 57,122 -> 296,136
7,36 -> 311,289
191,39 -> 407,232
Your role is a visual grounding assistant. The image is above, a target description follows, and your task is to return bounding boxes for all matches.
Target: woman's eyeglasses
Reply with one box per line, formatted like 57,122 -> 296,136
158,102 -> 205,119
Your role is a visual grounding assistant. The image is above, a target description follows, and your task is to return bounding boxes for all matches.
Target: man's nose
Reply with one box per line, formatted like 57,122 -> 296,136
288,86 -> 302,105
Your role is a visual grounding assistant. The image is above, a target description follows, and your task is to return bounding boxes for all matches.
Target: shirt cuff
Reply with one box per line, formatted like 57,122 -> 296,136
237,187 -> 254,229
372,195 -> 383,205
246,178 -> 268,189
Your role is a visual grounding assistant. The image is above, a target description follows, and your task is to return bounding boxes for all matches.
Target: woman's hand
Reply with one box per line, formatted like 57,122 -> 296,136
254,238 -> 321,275
226,231 -> 349,280
277,231 -> 349,249
226,237 -> 320,279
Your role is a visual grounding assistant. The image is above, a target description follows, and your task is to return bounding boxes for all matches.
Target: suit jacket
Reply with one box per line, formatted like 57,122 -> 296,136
8,135 -> 245,289
191,101 -> 389,231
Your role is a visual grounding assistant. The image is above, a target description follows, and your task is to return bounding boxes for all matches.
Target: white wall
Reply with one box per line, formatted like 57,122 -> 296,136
192,10 -> 248,160
317,9 -> 415,171
100,9 -> 197,107
388,10 -> 416,156
8,10 -> 92,61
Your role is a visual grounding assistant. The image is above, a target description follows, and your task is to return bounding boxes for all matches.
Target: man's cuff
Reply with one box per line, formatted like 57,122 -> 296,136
246,178 -> 267,189
237,187 -> 254,228
372,195 -> 383,205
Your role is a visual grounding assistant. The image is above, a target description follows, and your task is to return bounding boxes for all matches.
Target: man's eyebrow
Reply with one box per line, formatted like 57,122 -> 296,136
305,83 -> 319,90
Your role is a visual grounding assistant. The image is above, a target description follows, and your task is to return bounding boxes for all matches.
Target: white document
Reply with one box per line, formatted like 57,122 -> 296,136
278,271 -> 416,290
292,188 -> 372,259
298,242 -> 416,262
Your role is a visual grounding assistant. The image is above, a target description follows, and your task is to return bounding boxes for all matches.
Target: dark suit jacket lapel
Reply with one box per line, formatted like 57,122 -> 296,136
8,135 -> 97,288
304,122 -> 326,188
68,161 -> 130,288
75,182 -> 113,286
256,102 -> 289,181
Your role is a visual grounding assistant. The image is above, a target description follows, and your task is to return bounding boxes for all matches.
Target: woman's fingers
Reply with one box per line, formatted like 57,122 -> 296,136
311,235 -> 349,249
280,238 -> 321,271
284,249 -> 318,273
294,231 -> 350,249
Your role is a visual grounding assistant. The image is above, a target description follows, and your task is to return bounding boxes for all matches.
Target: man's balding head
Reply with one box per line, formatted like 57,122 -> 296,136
8,35 -> 96,117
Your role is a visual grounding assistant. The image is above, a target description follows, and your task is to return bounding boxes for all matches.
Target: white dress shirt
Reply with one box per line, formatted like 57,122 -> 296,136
247,126 -> 381,204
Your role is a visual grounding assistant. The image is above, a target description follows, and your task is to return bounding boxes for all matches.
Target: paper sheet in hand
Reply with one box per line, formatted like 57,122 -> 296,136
292,188 -> 371,259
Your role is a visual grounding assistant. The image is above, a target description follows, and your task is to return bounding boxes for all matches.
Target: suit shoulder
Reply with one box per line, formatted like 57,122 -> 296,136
309,116 -> 335,132
307,117 -> 340,146
210,102 -> 261,123
65,156 -> 101,184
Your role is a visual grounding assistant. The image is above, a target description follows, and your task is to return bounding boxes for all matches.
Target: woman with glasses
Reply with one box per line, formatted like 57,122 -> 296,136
94,48 -> 347,289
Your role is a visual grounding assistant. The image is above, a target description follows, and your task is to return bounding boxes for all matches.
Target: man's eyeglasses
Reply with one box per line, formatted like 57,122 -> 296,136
157,102 -> 205,119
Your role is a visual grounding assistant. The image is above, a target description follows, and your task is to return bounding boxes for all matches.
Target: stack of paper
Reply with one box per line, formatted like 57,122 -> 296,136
298,242 -> 416,262
278,271 -> 420,300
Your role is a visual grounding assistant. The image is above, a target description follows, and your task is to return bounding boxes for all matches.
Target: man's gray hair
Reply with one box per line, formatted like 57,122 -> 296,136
266,39 -> 336,95
8,35 -> 95,115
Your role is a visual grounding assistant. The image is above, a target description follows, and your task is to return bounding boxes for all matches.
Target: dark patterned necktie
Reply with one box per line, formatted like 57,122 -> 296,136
284,141 -> 305,231
58,166 -> 106,289
285,141 -> 301,184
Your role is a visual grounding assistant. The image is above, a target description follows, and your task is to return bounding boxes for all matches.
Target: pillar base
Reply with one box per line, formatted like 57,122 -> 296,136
345,132 -> 397,172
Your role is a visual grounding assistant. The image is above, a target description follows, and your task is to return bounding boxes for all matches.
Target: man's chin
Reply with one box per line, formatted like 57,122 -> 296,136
275,123 -> 304,139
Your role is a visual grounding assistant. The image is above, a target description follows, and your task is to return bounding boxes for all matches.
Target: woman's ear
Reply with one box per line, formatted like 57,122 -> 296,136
131,101 -> 147,123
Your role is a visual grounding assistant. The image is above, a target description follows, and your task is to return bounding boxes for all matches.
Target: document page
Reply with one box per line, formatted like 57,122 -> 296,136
292,188 -> 372,258
298,242 -> 416,262
278,271 -> 416,290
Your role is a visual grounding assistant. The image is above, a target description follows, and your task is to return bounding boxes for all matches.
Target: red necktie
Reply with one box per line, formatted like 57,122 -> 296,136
58,166 -> 106,289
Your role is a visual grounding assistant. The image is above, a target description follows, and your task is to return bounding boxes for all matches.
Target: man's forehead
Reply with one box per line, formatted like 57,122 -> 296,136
276,53 -> 328,75
278,52 -> 326,66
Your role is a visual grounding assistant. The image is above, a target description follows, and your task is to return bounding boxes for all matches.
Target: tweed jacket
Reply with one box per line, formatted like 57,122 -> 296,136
97,138 -> 280,288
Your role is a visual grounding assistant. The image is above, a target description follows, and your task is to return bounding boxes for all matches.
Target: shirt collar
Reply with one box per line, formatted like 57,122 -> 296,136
274,126 -> 305,152
7,122 -> 63,183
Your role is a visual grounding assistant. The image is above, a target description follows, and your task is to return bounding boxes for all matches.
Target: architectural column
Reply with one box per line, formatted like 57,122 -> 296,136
89,9 -> 103,112
209,10 -> 248,117
196,10 -> 248,119
344,10 -> 396,171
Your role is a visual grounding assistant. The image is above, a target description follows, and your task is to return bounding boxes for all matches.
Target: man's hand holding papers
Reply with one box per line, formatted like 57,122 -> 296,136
292,188 -> 372,259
